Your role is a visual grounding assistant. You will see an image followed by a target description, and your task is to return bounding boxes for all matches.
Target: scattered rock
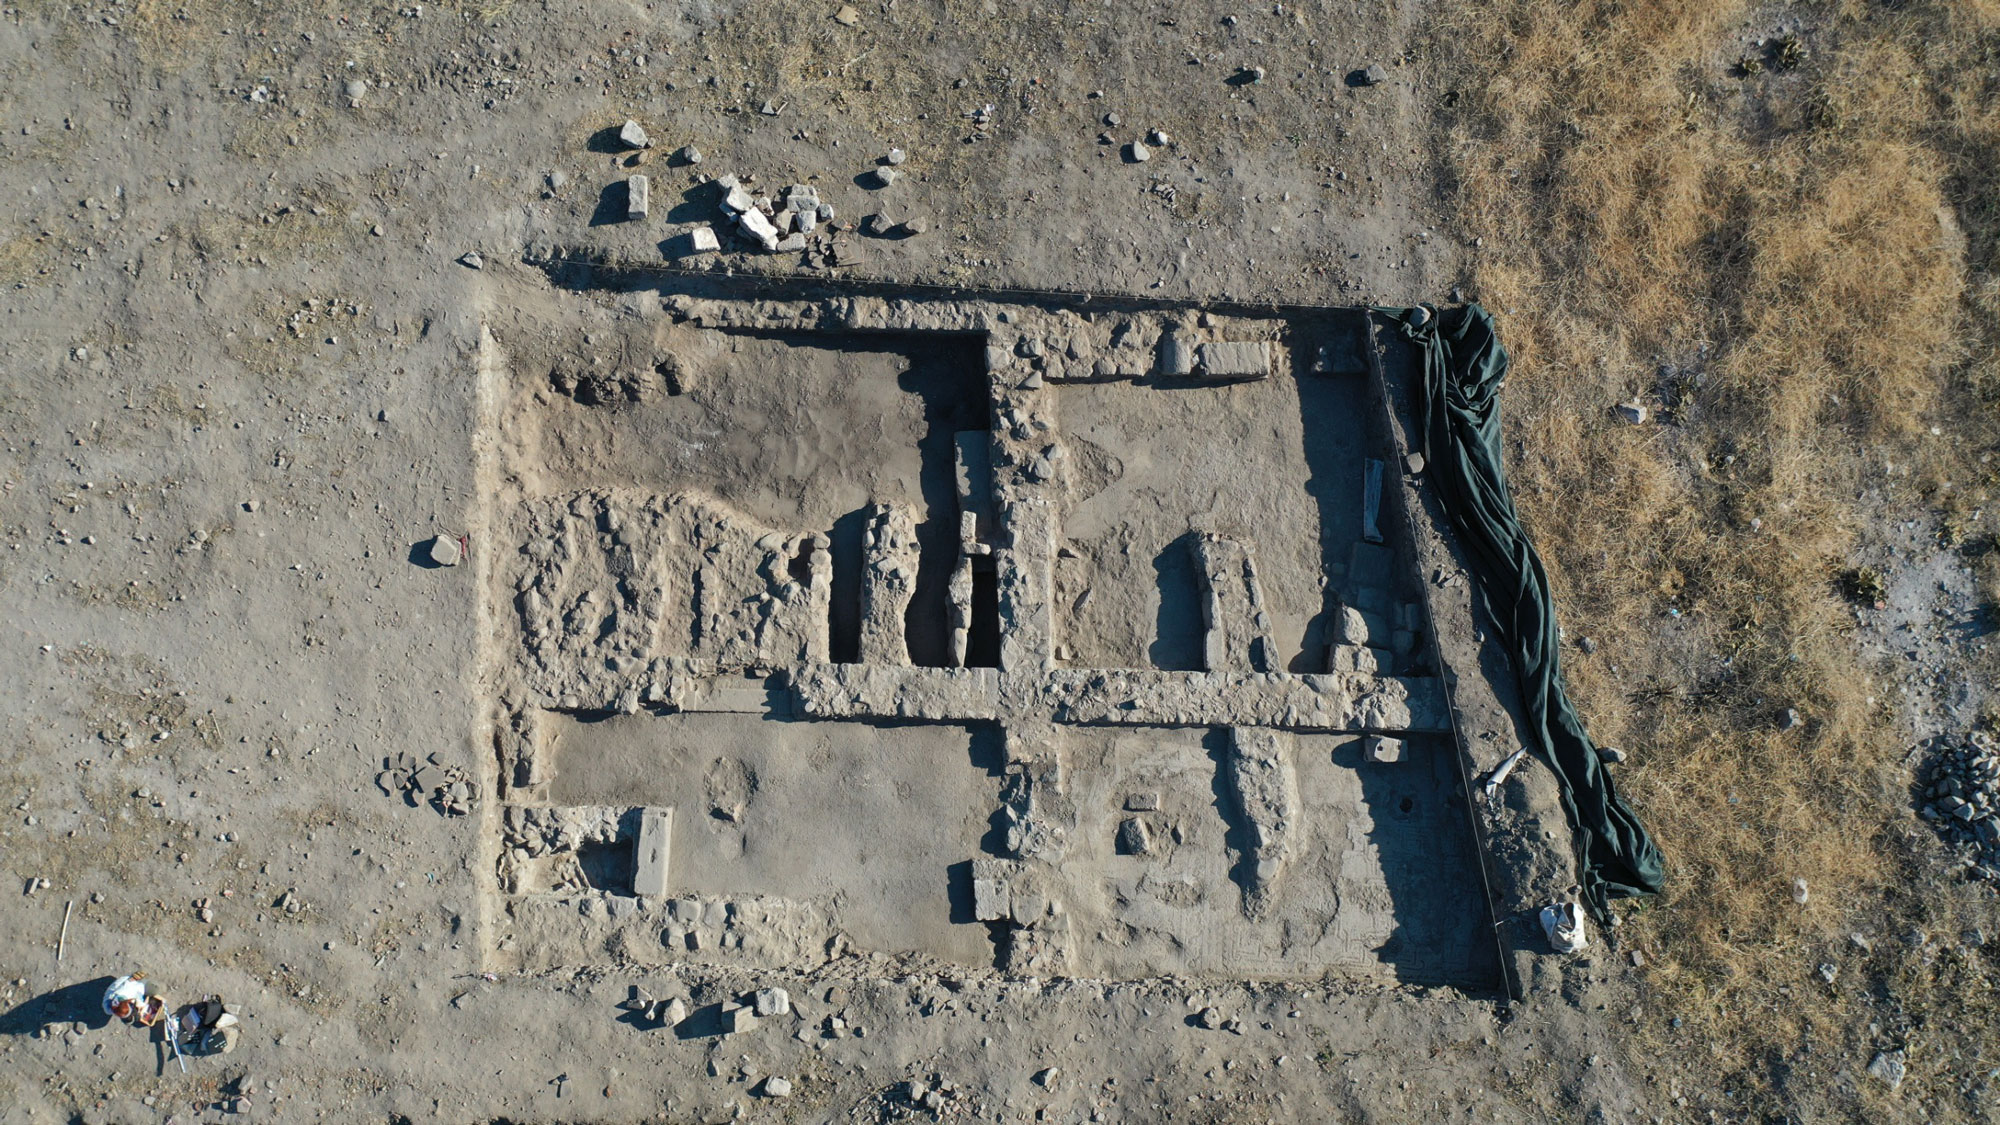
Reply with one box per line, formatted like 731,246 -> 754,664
677,145 -> 702,165
1597,746 -> 1626,764
1238,66 -> 1266,83
1867,1050 -> 1907,1092
868,166 -> 899,188
861,213 -> 897,237
761,1076 -> 793,1098
1919,733 -> 2000,871
1197,1006 -> 1227,1030
833,4 -> 860,25
1033,1066 -> 1059,1088
1817,962 -> 1838,984
428,535 -> 462,567
1117,817 -> 1152,856
892,216 -> 931,237
885,147 -> 906,165
1791,877 -> 1809,905
618,119 -> 650,149
1355,63 -> 1390,86
1613,399 -> 1648,424
457,251 -> 483,270
1126,140 -> 1150,163
1148,129 -> 1171,146
752,987 -> 791,1017
343,79 -> 367,106
1781,708 -> 1801,730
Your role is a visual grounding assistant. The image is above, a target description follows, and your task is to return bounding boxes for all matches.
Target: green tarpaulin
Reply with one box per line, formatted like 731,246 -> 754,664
1387,303 -> 1665,920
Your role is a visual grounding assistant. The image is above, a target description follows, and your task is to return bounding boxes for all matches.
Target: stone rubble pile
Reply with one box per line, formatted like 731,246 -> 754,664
1919,730 -> 2000,876
591,125 -> 932,262
376,751 -> 478,816
715,175 -> 833,253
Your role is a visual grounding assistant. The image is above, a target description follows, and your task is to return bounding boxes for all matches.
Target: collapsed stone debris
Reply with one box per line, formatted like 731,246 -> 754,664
1920,730 -> 2000,877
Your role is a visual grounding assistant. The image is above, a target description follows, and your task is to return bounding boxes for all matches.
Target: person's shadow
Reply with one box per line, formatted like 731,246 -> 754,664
0,976 -> 115,1035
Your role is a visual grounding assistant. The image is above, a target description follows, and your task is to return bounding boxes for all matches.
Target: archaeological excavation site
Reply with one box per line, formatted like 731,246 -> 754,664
480,277 -> 1507,997
11,1 -> 2000,1122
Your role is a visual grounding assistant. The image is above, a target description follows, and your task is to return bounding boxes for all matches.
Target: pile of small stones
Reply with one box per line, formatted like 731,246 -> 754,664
375,752 -> 479,816
715,174 -> 834,253
1918,731 -> 2000,875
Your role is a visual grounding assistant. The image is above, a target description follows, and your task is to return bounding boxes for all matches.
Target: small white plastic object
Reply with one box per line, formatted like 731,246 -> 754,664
1540,901 -> 1588,953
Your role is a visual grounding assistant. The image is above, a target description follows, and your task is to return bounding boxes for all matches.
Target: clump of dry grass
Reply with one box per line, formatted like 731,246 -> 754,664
1430,0 -> 2000,1115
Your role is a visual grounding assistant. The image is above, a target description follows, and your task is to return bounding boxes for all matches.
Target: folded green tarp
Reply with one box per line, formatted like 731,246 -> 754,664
1386,303 -> 1664,920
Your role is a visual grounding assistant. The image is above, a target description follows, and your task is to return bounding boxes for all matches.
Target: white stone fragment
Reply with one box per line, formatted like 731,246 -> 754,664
737,208 -> 780,251
752,987 -> 790,1017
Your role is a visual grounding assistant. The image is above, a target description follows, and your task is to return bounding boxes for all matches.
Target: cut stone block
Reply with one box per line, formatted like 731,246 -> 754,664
633,806 -> 673,897
973,877 -> 1010,922
1352,584 -> 1392,614
1362,736 -> 1404,764
1348,541 -> 1395,589
1117,817 -> 1153,856
722,1005 -> 758,1035
1157,332 -> 1195,376
1362,458 -> 1385,543
681,226 -> 720,254
1195,340 -> 1270,381
627,174 -> 649,220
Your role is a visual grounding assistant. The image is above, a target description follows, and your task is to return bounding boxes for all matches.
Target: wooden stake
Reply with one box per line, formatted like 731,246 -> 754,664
55,900 -> 73,966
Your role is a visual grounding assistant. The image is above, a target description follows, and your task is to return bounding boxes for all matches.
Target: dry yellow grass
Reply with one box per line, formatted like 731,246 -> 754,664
1431,0 -> 2000,1115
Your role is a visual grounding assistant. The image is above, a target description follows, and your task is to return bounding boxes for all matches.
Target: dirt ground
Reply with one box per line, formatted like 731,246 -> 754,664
2,1 -> 1994,1123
